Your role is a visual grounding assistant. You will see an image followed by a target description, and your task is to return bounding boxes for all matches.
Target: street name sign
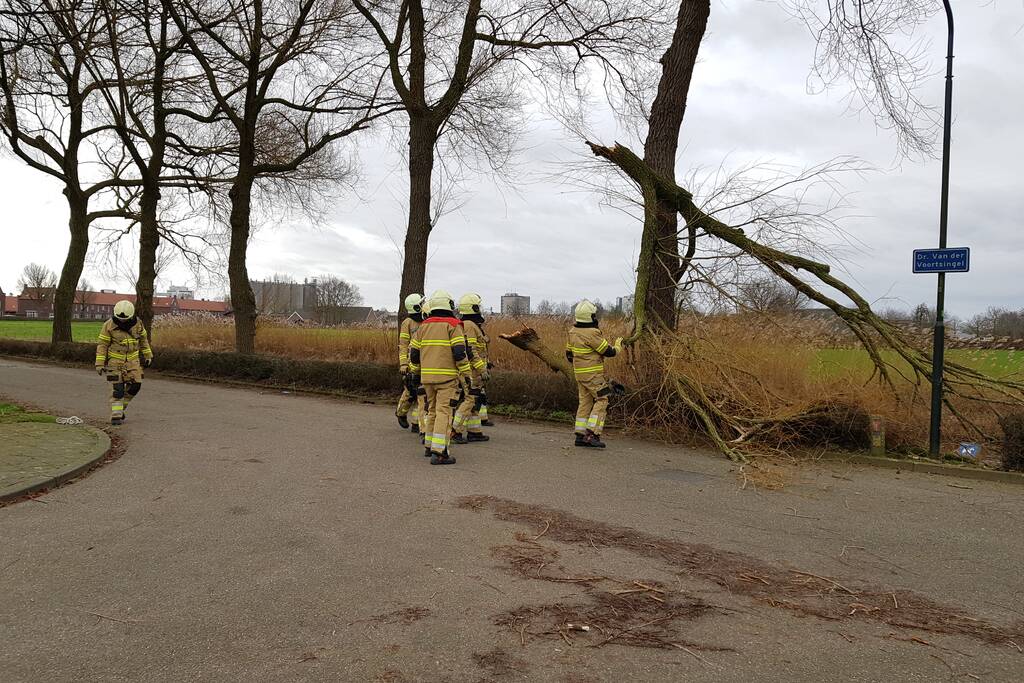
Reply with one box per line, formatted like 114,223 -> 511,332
912,247 -> 970,273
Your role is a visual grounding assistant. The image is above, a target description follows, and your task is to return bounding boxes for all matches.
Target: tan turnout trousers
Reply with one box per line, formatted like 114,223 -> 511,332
423,380 -> 459,454
453,381 -> 483,436
396,388 -> 426,429
575,373 -> 609,436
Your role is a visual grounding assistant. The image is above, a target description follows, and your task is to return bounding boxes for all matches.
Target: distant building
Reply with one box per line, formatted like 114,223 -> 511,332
14,287 -> 229,320
501,292 -> 530,316
251,279 -> 318,318
615,295 -> 635,313
285,306 -> 383,326
157,284 -> 195,300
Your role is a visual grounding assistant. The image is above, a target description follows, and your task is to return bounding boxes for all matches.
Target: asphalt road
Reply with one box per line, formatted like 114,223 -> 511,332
1,358 -> 1022,682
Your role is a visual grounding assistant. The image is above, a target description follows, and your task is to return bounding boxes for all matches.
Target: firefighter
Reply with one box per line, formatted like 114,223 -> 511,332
396,293 -> 427,433
451,293 -> 490,444
408,290 -> 472,465
95,300 -> 153,425
565,300 -> 621,448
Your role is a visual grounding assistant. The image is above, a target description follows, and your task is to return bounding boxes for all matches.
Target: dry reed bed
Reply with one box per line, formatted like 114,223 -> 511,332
151,314 -> 1008,457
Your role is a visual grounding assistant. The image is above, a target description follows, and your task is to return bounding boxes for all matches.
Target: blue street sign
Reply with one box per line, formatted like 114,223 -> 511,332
913,247 -> 970,273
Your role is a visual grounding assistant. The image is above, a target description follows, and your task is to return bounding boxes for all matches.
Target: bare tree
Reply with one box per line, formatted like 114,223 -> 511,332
314,274 -> 363,324
640,0 -> 709,331
0,0 -> 132,342
736,276 -> 806,314
911,303 -> 936,330
504,0 -> 1017,459
75,278 -> 95,304
162,0 -> 396,353
351,0 -> 667,316
17,263 -> 57,292
85,0 -> 215,335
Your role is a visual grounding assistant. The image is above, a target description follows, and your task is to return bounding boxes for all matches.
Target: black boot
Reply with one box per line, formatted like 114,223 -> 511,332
430,450 -> 456,465
586,431 -> 606,449
397,414 -> 409,429
410,423 -> 420,434
467,432 -> 490,443
424,447 -> 432,458
574,432 -> 588,447
450,431 -> 468,445
481,419 -> 494,427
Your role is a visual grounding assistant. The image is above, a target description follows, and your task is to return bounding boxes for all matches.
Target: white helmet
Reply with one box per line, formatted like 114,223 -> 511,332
458,292 -> 482,315
426,289 -> 455,313
113,300 -> 135,320
404,293 -> 424,314
574,299 -> 597,324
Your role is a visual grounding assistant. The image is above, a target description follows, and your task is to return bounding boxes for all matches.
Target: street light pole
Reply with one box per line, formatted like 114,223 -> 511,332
928,0 -> 955,457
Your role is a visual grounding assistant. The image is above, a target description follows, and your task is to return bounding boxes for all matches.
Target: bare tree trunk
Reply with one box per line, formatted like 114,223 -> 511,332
399,118 -> 437,316
136,185 -> 160,337
639,0 -> 710,333
52,192 -> 89,343
228,172 -> 257,354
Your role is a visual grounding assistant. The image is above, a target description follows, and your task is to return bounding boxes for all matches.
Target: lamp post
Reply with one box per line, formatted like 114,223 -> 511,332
928,0 -> 955,457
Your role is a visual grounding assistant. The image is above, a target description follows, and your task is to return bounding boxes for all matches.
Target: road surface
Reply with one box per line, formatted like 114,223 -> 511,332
1,358 -> 1022,682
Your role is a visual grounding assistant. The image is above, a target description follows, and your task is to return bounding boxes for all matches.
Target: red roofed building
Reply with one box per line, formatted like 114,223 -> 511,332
16,288 -> 229,319
1,286 -> 18,316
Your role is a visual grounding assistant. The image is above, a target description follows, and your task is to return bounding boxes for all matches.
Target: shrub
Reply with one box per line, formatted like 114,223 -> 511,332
998,413 -> 1024,472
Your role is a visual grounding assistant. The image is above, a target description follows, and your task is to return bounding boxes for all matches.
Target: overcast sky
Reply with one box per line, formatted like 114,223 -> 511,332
1,0 -> 1021,318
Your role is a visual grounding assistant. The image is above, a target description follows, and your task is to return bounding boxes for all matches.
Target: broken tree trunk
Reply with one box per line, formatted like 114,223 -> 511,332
585,140 -> 1024,451
499,327 -> 574,384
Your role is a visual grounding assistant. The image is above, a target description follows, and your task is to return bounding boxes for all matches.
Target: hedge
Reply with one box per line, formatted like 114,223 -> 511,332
0,338 -> 577,414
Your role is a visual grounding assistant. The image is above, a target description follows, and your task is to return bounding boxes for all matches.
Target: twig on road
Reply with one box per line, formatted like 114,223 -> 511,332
82,610 -> 139,625
590,615 -> 674,648
533,520 -> 550,540
671,642 -> 715,666
790,570 -> 858,596
827,630 -> 856,643
783,507 -> 820,520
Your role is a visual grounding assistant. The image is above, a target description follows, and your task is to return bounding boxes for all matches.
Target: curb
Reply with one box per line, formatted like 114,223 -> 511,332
817,451 -> 1024,486
0,424 -> 112,503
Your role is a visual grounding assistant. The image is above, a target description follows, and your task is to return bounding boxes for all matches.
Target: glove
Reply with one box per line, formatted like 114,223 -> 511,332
143,358 -> 152,368
486,361 -> 494,370
613,337 -> 623,353
96,367 -> 105,375
480,369 -> 491,382
400,365 -> 408,376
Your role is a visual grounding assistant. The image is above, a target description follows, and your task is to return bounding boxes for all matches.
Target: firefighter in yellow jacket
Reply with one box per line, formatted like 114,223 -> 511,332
451,293 -> 490,444
95,300 -> 153,425
409,290 -> 471,465
565,300 -> 621,448
396,293 -> 426,433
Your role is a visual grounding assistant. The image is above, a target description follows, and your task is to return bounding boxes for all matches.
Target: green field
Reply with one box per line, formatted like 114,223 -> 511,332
0,320 -> 104,342
814,348 -> 1024,380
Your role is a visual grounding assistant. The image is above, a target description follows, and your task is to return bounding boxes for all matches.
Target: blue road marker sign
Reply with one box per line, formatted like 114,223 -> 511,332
913,247 -> 970,273
957,442 -> 980,459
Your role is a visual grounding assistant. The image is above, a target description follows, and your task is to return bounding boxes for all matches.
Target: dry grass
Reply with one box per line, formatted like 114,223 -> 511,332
150,313 -> 1007,458
152,313 -> 623,373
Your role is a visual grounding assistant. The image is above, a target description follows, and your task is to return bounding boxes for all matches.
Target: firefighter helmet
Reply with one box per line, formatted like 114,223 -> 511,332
113,300 -> 135,320
458,293 -> 482,315
404,293 -> 424,314
574,299 -> 598,324
427,289 -> 455,313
